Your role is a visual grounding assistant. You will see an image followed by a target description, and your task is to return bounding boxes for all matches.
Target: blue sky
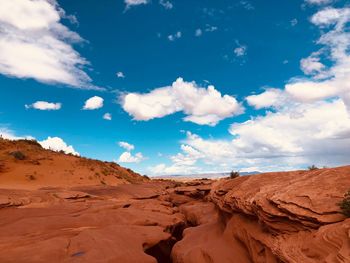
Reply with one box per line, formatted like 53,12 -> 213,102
1,0 -> 350,176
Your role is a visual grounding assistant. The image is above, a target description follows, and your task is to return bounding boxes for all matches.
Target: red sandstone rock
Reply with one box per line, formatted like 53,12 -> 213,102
0,139 -> 349,262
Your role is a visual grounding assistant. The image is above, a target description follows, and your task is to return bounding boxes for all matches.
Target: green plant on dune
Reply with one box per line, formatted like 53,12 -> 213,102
339,191 -> 350,217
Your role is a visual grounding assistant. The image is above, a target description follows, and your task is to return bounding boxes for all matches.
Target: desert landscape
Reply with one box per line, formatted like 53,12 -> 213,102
0,138 -> 349,263
1,0 -> 350,262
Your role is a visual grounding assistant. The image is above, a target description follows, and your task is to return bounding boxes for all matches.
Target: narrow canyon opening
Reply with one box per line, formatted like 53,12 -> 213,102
144,221 -> 189,263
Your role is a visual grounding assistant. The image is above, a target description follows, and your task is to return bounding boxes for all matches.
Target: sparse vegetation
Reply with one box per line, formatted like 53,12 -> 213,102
17,139 -> 42,148
143,175 -> 150,180
308,165 -> 319,171
101,169 -> 109,176
10,151 -> 26,160
338,190 -> 350,217
230,171 -> 240,179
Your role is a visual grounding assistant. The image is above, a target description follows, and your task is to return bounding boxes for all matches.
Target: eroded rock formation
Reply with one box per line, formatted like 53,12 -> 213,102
0,139 -> 349,262
172,166 -> 350,263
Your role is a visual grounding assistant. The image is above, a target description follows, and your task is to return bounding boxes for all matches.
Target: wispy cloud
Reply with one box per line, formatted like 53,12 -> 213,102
291,18 -> 298,26
159,0 -> 173,10
168,31 -> 182,41
205,25 -> 218,32
195,25 -> 218,37
124,0 -> 148,9
103,113 -> 112,121
305,0 -> 334,5
239,1 -> 254,10
195,29 -> 202,37
119,141 -> 135,151
234,42 -> 247,57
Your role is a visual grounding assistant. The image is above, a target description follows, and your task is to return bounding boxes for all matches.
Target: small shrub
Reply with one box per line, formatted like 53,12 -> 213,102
230,171 -> 240,179
10,151 -> 26,160
308,165 -> 319,171
143,175 -> 150,180
339,191 -> 350,217
18,139 -> 42,148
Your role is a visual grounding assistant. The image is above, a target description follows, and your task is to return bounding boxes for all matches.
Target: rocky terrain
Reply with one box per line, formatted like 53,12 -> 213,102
0,138 -> 349,262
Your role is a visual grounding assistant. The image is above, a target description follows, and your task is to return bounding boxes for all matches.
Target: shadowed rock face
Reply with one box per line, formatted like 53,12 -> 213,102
0,139 -> 349,263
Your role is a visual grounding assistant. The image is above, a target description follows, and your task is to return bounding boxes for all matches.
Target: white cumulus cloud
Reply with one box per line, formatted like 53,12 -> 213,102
25,101 -> 61,110
150,5 -> 350,175
117,141 -> 144,163
0,0 -> 96,88
83,96 -> 104,110
39,136 -> 79,155
121,78 -> 244,126
150,99 -> 350,175
118,151 -> 144,163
